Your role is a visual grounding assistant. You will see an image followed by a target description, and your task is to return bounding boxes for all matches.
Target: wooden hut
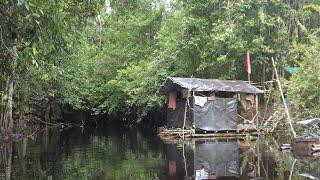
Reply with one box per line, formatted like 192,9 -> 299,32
158,77 -> 264,132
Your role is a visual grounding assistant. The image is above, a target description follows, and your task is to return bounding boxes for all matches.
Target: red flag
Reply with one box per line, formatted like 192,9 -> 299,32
245,50 -> 251,74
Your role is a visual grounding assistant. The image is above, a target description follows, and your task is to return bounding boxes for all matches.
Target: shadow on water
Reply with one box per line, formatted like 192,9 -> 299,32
0,128 -> 320,179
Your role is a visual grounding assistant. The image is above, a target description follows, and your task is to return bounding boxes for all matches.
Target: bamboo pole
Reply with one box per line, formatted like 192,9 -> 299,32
182,91 -> 190,139
271,57 -> 297,137
259,156 -> 269,180
255,95 -> 259,127
256,138 -> 260,177
288,159 -> 297,180
262,70 -> 275,122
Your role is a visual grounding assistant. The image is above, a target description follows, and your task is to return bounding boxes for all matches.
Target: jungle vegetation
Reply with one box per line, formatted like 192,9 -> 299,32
0,0 -> 320,132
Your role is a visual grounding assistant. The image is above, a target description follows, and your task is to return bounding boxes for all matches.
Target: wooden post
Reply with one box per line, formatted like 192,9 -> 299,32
257,139 -> 260,177
182,91 -> 190,139
255,95 -> 259,128
271,57 -> 297,137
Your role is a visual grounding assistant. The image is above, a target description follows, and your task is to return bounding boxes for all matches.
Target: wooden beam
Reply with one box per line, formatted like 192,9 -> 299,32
255,95 -> 259,127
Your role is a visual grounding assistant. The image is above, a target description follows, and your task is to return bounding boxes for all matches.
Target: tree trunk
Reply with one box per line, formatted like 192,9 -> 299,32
45,101 -> 51,129
16,97 -> 28,131
1,69 -> 15,133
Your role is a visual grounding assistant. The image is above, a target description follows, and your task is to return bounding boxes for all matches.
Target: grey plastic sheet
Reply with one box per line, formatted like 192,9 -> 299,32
192,97 -> 238,131
167,97 -> 238,131
167,100 -> 192,128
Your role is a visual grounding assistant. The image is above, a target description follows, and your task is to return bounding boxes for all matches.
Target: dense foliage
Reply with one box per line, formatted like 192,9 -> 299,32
1,0 -> 320,130
287,43 -> 320,118
0,0 -> 104,131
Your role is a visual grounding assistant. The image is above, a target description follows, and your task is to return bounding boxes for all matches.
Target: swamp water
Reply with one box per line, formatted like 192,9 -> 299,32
0,127 -> 320,180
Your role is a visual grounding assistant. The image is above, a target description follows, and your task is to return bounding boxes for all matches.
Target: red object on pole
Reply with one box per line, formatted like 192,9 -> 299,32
245,50 -> 251,74
245,50 -> 251,83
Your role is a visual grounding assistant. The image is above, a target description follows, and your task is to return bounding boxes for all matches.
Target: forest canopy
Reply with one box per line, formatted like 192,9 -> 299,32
1,0 -> 320,131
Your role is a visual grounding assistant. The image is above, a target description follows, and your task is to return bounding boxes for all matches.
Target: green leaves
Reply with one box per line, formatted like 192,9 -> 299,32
1,0 -> 319,125
287,44 -> 320,118
57,0 -> 320,124
0,0 -> 104,125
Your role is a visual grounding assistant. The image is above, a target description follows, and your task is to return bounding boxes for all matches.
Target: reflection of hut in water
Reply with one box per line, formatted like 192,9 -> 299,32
158,77 -> 264,133
164,139 -> 264,179
195,141 -> 239,179
165,141 -> 239,179
166,143 -> 194,179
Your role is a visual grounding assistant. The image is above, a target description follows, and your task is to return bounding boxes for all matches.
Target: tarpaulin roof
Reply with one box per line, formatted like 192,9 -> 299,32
159,77 -> 264,94
296,118 -> 320,126
284,66 -> 299,74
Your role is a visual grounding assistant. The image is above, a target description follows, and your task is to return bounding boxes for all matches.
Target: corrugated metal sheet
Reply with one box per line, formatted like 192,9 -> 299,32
159,77 -> 264,94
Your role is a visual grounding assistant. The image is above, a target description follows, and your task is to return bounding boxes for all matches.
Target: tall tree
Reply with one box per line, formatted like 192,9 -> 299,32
0,0 -> 103,133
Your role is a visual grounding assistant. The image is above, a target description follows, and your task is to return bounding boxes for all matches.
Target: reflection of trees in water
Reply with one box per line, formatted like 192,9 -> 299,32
9,129 -> 62,179
4,128 -> 166,180
3,131 -> 320,179
0,142 -> 12,180
57,134 -> 166,179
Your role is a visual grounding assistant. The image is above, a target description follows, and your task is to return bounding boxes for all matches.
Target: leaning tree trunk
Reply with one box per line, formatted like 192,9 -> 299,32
0,3 -> 18,134
1,69 -> 15,133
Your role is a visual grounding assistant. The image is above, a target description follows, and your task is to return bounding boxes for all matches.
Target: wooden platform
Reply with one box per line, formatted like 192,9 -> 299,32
158,128 -> 261,140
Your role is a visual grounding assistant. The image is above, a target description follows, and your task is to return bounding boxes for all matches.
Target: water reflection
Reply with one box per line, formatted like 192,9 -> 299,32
0,142 -> 12,180
165,140 -> 259,179
1,128 -> 167,180
195,141 -> 239,179
0,128 -> 320,179
164,138 -> 320,180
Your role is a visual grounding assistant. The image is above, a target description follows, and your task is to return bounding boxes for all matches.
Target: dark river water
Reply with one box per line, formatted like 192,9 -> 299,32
0,127 -> 320,180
